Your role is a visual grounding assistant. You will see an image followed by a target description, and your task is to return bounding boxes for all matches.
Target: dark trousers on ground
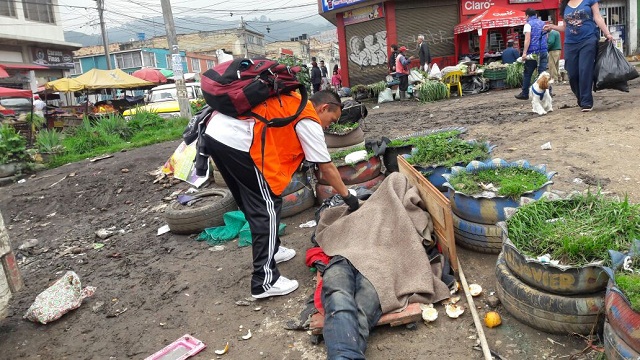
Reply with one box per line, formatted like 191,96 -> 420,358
313,83 -> 321,93
203,135 -> 282,295
398,74 -> 409,91
521,52 -> 549,97
322,256 -> 383,360
564,36 -> 598,108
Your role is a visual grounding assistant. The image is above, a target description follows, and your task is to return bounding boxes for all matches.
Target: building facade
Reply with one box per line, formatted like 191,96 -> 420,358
319,0 -> 638,87
185,52 -> 218,73
73,48 -> 188,75
0,0 -> 81,90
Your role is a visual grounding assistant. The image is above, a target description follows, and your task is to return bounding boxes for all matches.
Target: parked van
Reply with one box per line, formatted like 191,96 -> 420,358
122,82 -> 202,119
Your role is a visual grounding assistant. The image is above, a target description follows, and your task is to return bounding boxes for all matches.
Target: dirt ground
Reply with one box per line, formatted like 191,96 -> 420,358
0,78 -> 638,360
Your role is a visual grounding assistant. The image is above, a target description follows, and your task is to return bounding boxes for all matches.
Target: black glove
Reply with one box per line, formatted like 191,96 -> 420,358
342,192 -> 360,212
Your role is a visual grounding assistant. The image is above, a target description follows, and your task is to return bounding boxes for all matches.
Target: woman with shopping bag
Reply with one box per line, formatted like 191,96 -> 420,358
544,0 -> 613,112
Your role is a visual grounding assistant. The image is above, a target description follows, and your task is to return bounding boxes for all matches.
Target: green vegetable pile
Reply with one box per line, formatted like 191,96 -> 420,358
407,131 -> 489,168
415,81 -> 448,103
367,81 -> 387,98
447,166 -> 549,198
506,62 -> 524,88
507,192 -> 640,266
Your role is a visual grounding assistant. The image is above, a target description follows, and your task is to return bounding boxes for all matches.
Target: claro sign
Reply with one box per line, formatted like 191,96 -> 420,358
462,0 -> 495,15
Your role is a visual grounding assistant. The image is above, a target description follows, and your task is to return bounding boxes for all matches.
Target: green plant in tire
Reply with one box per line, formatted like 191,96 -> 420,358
507,192 -> 640,266
616,267 -> 640,312
327,122 -> 359,135
36,129 -> 65,155
329,145 -> 375,165
407,131 -> 489,168
447,167 -> 549,199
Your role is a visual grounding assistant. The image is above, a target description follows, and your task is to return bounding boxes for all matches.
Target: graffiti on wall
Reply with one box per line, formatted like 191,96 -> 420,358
349,30 -> 387,67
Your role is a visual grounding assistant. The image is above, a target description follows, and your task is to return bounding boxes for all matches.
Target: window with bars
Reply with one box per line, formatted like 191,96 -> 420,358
190,58 -> 200,73
23,0 -> 55,23
69,60 -> 82,75
115,52 -> 142,69
206,60 -> 215,69
1,0 -> 17,17
142,51 -> 156,67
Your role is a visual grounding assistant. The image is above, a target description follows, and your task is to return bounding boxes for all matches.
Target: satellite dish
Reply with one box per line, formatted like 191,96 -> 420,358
129,38 -> 135,43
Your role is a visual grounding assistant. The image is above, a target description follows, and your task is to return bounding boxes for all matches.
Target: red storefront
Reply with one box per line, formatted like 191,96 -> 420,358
318,0 -> 560,87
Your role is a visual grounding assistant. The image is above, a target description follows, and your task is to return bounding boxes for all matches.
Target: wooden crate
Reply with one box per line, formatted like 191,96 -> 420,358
397,156 -> 457,272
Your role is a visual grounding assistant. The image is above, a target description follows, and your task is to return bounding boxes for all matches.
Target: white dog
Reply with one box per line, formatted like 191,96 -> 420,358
530,71 -> 553,115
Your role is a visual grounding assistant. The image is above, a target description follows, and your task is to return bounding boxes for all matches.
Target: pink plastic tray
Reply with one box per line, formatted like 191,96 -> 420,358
144,334 -> 206,360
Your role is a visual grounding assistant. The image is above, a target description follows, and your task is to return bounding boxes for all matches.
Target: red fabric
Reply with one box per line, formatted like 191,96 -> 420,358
0,86 -> 32,98
454,6 -> 526,34
306,247 -> 331,315
131,68 -> 167,84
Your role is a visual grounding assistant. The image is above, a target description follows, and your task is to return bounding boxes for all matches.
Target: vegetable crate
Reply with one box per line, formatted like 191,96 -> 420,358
489,79 -> 507,90
483,69 -> 507,80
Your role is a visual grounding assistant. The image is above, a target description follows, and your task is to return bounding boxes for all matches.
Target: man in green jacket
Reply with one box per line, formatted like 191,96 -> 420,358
547,30 -> 562,84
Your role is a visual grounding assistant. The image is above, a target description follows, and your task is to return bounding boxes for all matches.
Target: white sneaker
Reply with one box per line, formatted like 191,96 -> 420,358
252,276 -> 299,299
274,246 -> 296,264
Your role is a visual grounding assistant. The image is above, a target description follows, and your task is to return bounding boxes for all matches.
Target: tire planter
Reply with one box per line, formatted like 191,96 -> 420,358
282,171 -> 308,196
500,236 -> 609,295
443,159 -> 556,225
315,156 -> 382,186
0,163 -> 22,178
164,188 -> 237,235
382,145 -> 412,173
604,320 -> 640,360
327,140 -> 366,155
213,169 -> 226,187
316,173 -> 385,203
281,185 -> 315,218
452,213 -> 502,254
324,125 -> 365,148
495,253 -> 605,335
605,281 -> 640,354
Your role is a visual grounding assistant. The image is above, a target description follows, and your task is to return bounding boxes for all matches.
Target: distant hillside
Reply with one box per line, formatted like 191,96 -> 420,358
65,15 -> 334,47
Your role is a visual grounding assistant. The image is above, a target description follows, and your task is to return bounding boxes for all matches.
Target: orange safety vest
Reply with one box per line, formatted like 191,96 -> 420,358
244,92 -> 321,196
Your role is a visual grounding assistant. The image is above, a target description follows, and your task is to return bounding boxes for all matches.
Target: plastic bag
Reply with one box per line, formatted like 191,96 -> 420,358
594,41 -> 639,92
429,63 -> 442,79
377,88 -> 394,104
408,69 -> 424,83
24,271 -> 95,324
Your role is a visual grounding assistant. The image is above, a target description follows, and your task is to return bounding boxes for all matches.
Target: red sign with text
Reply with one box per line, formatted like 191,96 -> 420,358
460,0 -> 557,16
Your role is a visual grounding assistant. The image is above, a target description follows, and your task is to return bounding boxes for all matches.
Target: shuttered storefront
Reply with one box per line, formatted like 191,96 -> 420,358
395,0 -> 459,58
345,18 -> 388,86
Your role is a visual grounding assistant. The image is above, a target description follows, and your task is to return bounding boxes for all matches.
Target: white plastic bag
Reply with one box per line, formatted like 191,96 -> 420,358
24,271 -> 95,324
429,63 -> 442,79
377,88 -> 394,104
408,69 -> 424,83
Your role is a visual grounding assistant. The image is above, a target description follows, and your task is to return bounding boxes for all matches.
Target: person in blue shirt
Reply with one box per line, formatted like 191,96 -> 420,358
545,0 -> 613,111
501,40 -> 520,64
515,8 -> 549,100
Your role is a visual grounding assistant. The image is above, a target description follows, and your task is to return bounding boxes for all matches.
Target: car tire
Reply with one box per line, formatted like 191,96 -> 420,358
315,173 -> 385,203
604,320 -> 640,360
606,283 -> 640,352
496,253 -> 605,335
282,171 -> 308,197
281,186 -> 315,218
324,126 -> 365,148
452,213 -> 502,254
164,188 -> 237,235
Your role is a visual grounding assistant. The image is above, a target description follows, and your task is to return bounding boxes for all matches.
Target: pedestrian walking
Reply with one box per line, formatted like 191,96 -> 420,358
515,8 -> 549,100
331,69 -> 342,93
320,60 -> 329,90
311,61 -> 322,93
547,29 -> 562,84
544,0 -> 613,111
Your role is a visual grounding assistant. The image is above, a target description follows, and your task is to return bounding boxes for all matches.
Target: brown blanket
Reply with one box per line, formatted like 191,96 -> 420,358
315,173 -> 451,313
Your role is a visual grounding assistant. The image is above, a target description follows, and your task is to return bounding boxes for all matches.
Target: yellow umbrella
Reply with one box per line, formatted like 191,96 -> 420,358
74,68 -> 154,89
45,77 -> 85,92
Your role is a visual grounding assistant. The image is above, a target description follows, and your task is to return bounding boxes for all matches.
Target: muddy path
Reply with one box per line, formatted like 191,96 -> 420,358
0,78 -> 637,359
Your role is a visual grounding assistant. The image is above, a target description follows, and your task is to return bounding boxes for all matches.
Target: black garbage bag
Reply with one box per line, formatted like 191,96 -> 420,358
594,41 -> 639,92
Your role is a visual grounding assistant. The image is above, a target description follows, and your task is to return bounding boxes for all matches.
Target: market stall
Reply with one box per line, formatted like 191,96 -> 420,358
44,69 -> 153,129
0,86 -> 34,140
454,6 -> 527,65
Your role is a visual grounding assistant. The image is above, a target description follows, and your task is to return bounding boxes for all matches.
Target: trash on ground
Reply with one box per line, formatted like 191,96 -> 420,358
144,334 -> 207,360
540,142 -> 552,150
95,227 -> 125,240
484,311 -> 502,328
253,306 -> 262,311
208,245 -> 225,252
372,106 -> 380,109
235,300 -> 251,306
17,179 -> 26,184
420,303 -> 438,322
93,243 -> 104,250
89,154 -> 113,162
18,238 -> 39,251
469,284 -> 483,297
157,224 -> 171,236
196,210 -> 286,247
213,342 -> 229,355
445,303 -> 465,318
298,220 -> 317,228
241,329 -> 252,340
24,271 -> 96,324
344,150 -> 368,164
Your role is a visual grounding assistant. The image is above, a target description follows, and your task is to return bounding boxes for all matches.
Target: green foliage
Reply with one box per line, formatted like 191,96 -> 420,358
36,129 -> 65,154
0,124 -> 28,164
415,81 -> 448,102
366,81 -> 387,98
278,56 -> 311,93
327,122 -> 359,135
190,98 -> 207,114
448,167 -> 549,198
127,109 -> 166,132
350,84 -> 367,96
63,118 -> 124,154
616,272 -> 640,312
330,145 -> 366,161
506,62 -> 524,88
25,113 -> 46,129
407,131 -> 489,168
95,114 -> 133,140
507,192 -> 640,266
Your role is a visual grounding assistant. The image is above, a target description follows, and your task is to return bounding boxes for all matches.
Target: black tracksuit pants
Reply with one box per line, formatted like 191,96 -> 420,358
203,135 -> 282,295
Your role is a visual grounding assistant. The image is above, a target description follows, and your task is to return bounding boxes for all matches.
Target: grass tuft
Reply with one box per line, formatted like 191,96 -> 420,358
406,131 -> 489,168
448,166 -> 549,198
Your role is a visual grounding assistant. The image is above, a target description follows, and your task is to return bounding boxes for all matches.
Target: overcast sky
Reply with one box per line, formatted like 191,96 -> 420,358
58,0 -> 324,35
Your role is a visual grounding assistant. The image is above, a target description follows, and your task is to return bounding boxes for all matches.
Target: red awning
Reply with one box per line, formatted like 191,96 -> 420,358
0,86 -> 33,98
0,63 -> 50,70
0,67 -> 8,78
454,6 -> 527,35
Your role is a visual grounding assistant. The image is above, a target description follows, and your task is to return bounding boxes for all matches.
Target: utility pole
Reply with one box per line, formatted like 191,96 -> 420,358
241,16 -> 248,58
160,0 -> 192,119
95,0 -> 112,70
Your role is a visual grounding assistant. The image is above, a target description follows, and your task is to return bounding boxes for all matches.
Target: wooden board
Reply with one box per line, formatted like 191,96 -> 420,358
398,156 -> 458,272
